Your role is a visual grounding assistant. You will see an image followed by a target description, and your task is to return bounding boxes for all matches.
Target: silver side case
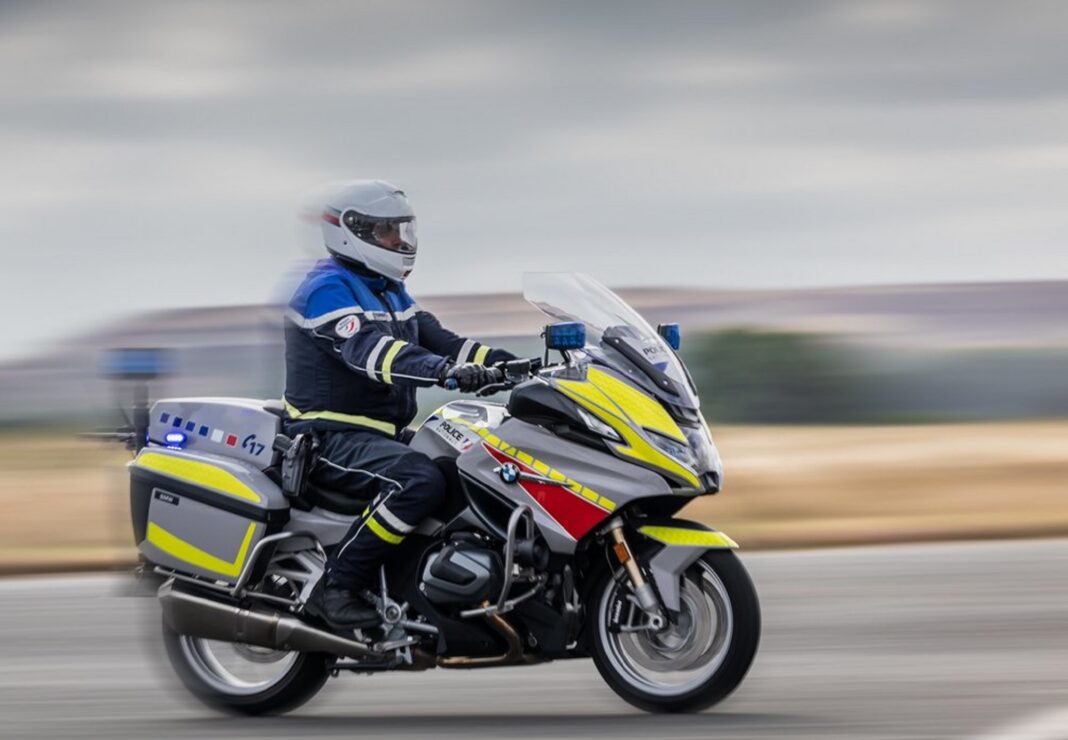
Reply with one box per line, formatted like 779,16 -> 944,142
148,397 -> 281,470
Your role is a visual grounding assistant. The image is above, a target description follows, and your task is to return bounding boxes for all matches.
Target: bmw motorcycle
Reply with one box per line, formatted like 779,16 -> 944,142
123,273 -> 760,714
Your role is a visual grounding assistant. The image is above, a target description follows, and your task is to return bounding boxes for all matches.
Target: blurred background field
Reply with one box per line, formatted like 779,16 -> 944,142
4,419 -> 1066,573
1,282 -> 1066,573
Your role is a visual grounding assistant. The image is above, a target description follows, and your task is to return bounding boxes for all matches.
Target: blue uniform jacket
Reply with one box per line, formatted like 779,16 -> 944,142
284,258 -> 511,436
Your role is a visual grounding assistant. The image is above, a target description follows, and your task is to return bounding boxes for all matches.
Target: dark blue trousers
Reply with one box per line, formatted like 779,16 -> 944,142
310,429 -> 445,590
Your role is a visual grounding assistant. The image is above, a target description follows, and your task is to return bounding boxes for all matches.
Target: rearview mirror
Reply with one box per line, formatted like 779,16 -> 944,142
544,322 -> 586,351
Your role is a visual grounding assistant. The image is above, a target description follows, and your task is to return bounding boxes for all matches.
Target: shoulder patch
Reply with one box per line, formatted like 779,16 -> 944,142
334,314 -> 361,338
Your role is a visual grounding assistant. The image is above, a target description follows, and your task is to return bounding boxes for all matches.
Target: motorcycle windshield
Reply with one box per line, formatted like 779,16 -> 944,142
523,273 -> 700,411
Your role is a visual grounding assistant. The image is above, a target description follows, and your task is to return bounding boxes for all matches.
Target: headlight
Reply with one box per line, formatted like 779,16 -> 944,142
575,407 -> 621,441
647,424 -> 722,478
682,424 -> 721,475
647,431 -> 699,470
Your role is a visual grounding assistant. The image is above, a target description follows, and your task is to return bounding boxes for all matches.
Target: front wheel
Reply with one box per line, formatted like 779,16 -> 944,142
161,619 -> 333,715
588,550 -> 760,713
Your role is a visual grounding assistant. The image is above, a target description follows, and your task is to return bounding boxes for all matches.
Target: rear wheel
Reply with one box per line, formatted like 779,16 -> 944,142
161,620 -> 332,715
588,550 -> 760,713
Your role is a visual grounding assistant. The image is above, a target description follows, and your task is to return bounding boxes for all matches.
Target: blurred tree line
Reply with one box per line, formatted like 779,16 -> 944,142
680,329 -> 1068,424
681,330 -> 882,423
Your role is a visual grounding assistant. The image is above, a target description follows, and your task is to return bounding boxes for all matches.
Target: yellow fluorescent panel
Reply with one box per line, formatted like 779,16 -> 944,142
146,521 -> 257,578
639,525 -> 738,549
553,366 -> 702,488
134,452 -> 263,503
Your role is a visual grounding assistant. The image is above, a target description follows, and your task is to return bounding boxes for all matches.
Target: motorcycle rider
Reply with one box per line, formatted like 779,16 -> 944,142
285,180 -> 515,629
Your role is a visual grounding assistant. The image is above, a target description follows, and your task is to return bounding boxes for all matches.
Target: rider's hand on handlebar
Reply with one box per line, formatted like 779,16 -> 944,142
440,363 -> 503,393
493,357 -> 542,377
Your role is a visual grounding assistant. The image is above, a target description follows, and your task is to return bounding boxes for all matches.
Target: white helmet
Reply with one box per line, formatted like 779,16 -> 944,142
320,180 -> 418,281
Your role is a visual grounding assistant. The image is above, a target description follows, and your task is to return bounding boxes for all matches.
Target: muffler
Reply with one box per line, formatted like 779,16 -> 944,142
158,581 -> 378,660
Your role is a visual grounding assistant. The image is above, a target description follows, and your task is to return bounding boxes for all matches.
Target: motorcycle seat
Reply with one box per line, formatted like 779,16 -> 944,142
303,482 -> 366,517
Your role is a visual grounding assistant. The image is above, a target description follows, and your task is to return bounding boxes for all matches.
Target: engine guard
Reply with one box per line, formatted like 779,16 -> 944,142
636,519 -> 738,613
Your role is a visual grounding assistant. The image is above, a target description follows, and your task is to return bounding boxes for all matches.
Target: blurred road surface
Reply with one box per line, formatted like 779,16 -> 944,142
1,539 -> 1066,739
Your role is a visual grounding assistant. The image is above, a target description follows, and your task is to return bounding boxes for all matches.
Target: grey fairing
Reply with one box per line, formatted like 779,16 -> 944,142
456,418 -> 674,555
408,417 -> 468,460
643,519 -> 733,612
408,400 -> 508,461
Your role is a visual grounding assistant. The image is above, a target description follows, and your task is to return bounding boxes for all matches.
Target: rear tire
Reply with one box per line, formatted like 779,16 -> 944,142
161,618 -> 332,716
588,549 -> 760,713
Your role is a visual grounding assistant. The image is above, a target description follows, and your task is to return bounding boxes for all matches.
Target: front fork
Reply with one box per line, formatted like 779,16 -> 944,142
607,519 -> 666,631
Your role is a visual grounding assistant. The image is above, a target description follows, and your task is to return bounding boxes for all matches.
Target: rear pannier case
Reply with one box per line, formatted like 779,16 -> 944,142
128,399 -> 288,583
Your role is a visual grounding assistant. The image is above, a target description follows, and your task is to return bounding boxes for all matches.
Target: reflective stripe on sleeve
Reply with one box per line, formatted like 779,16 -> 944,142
457,339 -> 476,363
380,340 -> 408,385
365,335 -> 392,381
474,345 -> 491,364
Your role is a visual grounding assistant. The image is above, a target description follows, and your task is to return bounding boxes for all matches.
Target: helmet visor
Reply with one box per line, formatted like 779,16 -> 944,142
343,211 -> 418,254
371,219 -> 417,253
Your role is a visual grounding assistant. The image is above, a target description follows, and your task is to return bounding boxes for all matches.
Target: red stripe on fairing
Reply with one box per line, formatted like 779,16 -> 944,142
322,211 -> 340,226
482,443 -> 608,540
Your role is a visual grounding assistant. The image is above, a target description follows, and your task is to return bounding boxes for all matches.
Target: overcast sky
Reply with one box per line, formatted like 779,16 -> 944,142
1,0 -> 1067,360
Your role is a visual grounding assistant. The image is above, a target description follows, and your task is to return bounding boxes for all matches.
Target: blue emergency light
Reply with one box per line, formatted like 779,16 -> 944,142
544,322 -> 586,351
100,347 -> 172,380
657,323 -> 681,350
164,431 -> 187,448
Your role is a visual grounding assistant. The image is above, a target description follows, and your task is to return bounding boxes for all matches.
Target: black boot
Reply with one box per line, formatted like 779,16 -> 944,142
305,578 -> 380,630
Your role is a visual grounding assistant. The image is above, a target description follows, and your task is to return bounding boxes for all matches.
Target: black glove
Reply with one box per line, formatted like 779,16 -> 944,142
441,362 -> 494,392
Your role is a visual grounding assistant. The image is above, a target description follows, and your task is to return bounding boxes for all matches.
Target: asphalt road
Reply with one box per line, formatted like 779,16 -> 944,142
1,539 -> 1067,739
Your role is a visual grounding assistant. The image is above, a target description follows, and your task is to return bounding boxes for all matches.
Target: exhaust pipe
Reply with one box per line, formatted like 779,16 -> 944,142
158,581 -> 378,660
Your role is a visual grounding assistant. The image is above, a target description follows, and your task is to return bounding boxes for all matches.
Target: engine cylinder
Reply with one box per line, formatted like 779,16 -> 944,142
420,544 -> 502,606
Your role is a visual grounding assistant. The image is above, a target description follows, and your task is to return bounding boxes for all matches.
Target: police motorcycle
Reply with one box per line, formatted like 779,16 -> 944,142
123,273 -> 760,715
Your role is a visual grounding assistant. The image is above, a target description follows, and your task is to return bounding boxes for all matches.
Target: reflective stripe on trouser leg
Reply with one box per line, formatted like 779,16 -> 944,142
364,500 -> 412,546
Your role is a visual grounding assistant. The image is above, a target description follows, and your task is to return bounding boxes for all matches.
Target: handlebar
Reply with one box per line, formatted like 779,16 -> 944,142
476,357 -> 543,396
445,357 -> 542,395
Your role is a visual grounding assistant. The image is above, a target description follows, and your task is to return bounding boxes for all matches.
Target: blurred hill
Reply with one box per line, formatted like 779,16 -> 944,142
1,280 -> 1066,425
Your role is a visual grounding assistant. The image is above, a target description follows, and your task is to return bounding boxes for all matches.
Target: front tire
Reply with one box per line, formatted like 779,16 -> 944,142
588,550 -> 760,713
161,619 -> 332,715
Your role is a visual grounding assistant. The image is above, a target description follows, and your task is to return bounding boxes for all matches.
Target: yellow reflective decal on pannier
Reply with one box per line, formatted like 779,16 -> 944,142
134,452 -> 263,504
146,521 -> 257,578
